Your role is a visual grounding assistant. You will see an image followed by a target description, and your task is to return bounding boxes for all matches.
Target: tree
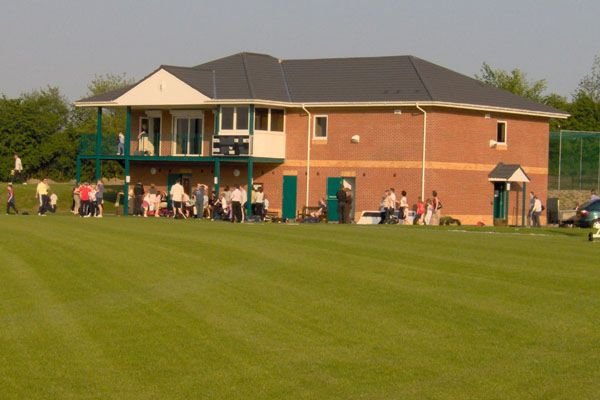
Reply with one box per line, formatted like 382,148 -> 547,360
475,62 -> 548,103
577,54 -> 600,103
0,87 -> 72,181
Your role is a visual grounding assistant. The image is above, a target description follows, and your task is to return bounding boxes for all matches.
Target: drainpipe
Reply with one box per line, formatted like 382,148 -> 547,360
416,104 -> 427,200
302,104 -> 312,207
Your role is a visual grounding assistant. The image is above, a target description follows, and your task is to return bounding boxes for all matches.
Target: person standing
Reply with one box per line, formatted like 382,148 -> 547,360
414,196 -> 425,225
431,190 -> 441,225
336,185 -> 347,223
35,178 -> 50,215
72,184 -> 81,215
194,183 -> 205,219
532,195 -> 543,227
117,132 -> 125,155
170,179 -> 186,219
133,182 -> 145,216
344,187 -> 353,223
240,185 -> 248,222
389,188 -> 398,219
399,190 -> 409,224
230,184 -> 243,223
95,180 -> 104,217
14,154 -> 23,184
79,182 -> 91,217
6,183 -> 18,214
138,125 -> 148,154
527,191 -> 535,227
253,186 -> 265,221
424,198 -> 434,225
382,190 -> 395,224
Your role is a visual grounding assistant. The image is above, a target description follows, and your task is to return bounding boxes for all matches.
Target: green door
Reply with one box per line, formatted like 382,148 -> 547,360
327,177 -> 343,222
493,182 -> 508,223
282,176 -> 297,220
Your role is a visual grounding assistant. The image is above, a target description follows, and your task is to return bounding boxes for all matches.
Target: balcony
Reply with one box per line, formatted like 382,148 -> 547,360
78,131 -> 285,160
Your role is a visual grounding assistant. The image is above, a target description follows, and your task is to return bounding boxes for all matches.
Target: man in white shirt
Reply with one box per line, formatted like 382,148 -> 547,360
230,184 -> 243,223
532,195 -> 543,227
14,154 -> 23,183
169,179 -> 186,219
253,187 -> 265,220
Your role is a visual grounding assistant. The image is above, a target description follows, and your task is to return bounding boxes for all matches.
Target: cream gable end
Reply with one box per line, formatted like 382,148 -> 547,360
115,69 -> 210,106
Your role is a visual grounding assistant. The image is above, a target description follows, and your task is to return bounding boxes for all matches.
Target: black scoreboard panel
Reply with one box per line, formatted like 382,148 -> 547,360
212,136 -> 250,156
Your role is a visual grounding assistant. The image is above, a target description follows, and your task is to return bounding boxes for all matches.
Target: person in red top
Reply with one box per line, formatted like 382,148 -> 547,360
6,183 -> 18,214
78,182 -> 92,217
414,196 -> 425,225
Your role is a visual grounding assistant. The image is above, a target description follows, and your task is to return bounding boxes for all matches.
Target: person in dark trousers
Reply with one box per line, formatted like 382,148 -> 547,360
344,187 -> 353,223
336,185 -> 347,224
133,182 -> 145,216
6,183 -> 18,214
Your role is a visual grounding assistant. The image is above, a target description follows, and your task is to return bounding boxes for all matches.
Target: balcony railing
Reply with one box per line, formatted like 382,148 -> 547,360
79,131 -> 286,159
79,134 -> 120,156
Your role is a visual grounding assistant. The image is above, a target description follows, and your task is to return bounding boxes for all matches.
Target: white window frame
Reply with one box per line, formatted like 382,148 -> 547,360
254,107 -> 285,133
269,108 -> 285,133
313,115 -> 328,139
220,105 -> 250,135
170,110 -> 205,156
139,114 -> 162,155
496,121 -> 507,144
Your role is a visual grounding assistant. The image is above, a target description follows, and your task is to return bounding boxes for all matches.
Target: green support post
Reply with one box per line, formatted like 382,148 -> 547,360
123,107 -> 132,216
95,107 -> 103,181
247,158 -> 253,216
521,182 -> 526,226
246,105 -> 255,217
214,159 -> 220,196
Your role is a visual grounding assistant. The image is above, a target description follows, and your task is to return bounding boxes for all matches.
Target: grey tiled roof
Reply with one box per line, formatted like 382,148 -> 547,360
76,52 -> 567,115
78,84 -> 135,103
488,163 -> 531,181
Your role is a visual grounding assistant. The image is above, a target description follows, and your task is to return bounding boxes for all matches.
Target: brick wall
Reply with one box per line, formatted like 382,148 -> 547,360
128,105 -> 551,225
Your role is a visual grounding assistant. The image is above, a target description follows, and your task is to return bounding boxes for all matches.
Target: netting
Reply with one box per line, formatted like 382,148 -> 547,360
548,131 -> 600,191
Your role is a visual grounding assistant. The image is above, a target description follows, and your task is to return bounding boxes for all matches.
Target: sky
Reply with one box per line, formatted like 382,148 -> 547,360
1,0 -> 599,102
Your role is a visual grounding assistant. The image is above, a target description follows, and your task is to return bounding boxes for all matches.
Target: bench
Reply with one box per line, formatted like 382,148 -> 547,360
297,206 -> 327,223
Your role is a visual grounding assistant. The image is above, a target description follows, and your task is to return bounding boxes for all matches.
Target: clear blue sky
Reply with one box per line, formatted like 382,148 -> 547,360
1,0 -> 598,101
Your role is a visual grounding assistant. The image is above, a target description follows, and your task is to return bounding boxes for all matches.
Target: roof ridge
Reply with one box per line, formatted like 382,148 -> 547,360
408,56 -> 434,101
240,53 -> 255,98
279,61 -> 293,102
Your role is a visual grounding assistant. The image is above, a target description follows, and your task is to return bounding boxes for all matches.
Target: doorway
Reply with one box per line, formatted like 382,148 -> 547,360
282,176 -> 297,219
493,182 -> 508,225
327,176 -> 356,222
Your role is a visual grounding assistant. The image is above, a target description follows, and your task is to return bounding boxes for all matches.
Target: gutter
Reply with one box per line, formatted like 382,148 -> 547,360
74,99 -> 569,119
416,104 -> 427,200
302,104 -> 312,208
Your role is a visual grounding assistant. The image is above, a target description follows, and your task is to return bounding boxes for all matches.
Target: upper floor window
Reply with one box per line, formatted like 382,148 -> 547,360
497,121 -> 507,144
314,115 -> 328,139
254,108 -> 285,132
170,110 -> 204,156
221,106 -> 249,133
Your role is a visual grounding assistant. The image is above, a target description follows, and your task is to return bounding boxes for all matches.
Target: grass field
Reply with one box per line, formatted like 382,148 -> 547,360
1,204 -> 599,398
